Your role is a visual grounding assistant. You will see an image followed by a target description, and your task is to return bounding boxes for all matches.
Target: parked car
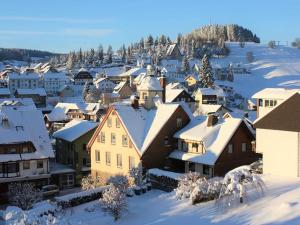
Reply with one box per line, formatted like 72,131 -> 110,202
42,185 -> 59,197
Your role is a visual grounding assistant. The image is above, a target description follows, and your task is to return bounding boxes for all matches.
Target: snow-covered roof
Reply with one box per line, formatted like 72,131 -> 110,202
172,117 -> 243,165
43,72 -> 67,81
165,88 -> 184,102
53,120 -> 98,142
118,67 -> 146,78
195,86 -> 226,97
196,104 -> 223,115
46,102 -> 100,122
0,103 -> 54,162
113,103 -> 187,154
252,88 -> 300,100
0,88 -> 10,95
113,81 -> 126,93
137,75 -> 163,91
16,88 -> 46,96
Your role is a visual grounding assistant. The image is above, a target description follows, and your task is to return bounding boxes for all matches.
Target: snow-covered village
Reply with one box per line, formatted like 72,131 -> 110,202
0,1 -> 300,224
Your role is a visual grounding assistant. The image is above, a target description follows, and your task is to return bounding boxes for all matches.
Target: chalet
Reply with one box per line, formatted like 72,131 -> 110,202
0,88 -> 11,98
165,88 -> 196,112
254,93 -> 300,177
193,86 -> 226,107
88,69 -> 193,183
113,81 -> 133,99
52,120 -> 98,187
0,100 -> 54,203
168,114 -> 260,177
94,77 -> 116,93
252,88 -> 300,118
165,43 -> 182,59
74,69 -> 93,86
15,88 -> 47,108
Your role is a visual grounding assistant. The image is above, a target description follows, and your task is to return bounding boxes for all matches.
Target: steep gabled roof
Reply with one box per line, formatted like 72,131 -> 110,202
254,93 -> 300,132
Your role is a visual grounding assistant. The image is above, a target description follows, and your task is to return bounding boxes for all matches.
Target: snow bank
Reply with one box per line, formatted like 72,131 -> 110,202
148,168 -> 183,180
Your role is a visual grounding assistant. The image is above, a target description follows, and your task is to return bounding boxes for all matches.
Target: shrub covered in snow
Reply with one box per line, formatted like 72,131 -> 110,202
129,164 -> 143,187
81,174 -> 101,191
100,185 -> 127,221
8,182 -> 42,210
217,165 -> 265,208
107,175 -> 129,193
175,172 -> 203,200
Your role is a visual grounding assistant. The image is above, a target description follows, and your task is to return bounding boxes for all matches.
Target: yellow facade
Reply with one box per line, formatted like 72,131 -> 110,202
90,109 -> 141,183
185,75 -> 198,87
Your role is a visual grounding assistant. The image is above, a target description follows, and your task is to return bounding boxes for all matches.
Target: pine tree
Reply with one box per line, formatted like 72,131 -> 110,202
159,35 -> 167,46
146,35 -> 154,50
66,52 -> 76,70
107,45 -> 113,64
182,55 -> 190,74
97,44 -> 104,62
199,54 -> 214,88
227,64 -> 234,82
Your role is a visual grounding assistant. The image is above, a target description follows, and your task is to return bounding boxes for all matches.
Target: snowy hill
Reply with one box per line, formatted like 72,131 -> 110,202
214,42 -> 300,99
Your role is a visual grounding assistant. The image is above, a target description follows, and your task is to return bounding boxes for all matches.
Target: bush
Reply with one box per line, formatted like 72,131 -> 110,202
175,172 -> 202,200
100,186 -> 127,221
107,175 -> 129,193
81,174 -> 101,191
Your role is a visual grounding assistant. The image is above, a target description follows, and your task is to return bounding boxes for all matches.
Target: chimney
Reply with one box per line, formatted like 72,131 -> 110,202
159,75 -> 166,103
1,116 -> 9,128
130,95 -> 139,109
207,114 -> 218,127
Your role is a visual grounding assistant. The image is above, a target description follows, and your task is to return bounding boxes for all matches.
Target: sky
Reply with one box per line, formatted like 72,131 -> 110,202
0,0 -> 299,53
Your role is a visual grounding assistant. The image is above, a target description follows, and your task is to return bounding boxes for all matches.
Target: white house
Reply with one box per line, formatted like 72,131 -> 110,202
43,71 -> 67,95
8,72 -> 40,93
0,99 -> 54,201
254,92 -> 300,177
252,88 -> 300,118
94,77 -> 116,93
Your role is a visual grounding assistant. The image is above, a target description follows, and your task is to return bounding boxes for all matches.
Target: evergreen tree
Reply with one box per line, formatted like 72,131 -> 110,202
159,35 -> 167,46
97,44 -> 104,62
182,55 -> 190,74
227,64 -> 234,82
199,54 -> 214,88
107,45 -> 113,64
139,38 -> 144,52
66,52 -> 76,70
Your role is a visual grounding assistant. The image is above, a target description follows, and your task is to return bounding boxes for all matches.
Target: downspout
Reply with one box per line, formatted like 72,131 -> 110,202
298,132 -> 300,177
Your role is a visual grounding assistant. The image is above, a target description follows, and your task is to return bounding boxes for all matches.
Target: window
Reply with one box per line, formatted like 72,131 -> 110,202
116,118 -> 120,128
242,143 -> 247,152
111,133 -> 116,145
258,99 -> 263,107
129,156 -> 135,170
100,132 -> 105,143
95,150 -> 100,162
7,163 -> 18,173
265,100 -> 270,107
177,118 -> 182,128
122,135 -> 128,147
164,136 -> 169,145
9,148 -> 17,154
22,146 -> 29,153
37,160 -> 43,169
192,143 -> 199,152
117,154 -> 122,168
107,117 -> 112,127
228,144 -> 233,154
203,165 -> 210,175
23,161 -> 30,170
105,152 -> 111,165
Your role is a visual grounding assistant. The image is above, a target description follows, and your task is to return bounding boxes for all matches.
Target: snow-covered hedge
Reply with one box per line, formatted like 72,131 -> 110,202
55,185 -> 110,208
148,169 -> 182,192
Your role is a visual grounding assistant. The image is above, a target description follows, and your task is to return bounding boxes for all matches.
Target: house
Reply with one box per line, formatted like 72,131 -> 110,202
165,88 -> 196,112
58,85 -> 75,98
185,74 -> 198,87
74,69 -> 93,86
43,72 -> 67,95
45,102 -> 103,131
52,120 -> 98,187
88,69 -> 193,183
166,82 -> 186,90
0,100 -> 54,203
0,88 -> 11,98
136,53 -> 152,68
8,72 -> 40,93
193,86 -> 226,107
254,93 -> 300,177
94,77 -> 116,93
113,81 -> 133,99
168,114 -> 260,177
252,88 -> 300,118
165,43 -> 182,59
195,104 -> 231,116
15,88 -> 47,108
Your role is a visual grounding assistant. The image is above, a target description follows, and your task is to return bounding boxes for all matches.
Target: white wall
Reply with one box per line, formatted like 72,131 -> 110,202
256,129 -> 299,177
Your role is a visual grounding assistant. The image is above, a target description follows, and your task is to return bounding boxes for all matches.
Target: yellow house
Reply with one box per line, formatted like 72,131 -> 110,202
185,74 -> 198,87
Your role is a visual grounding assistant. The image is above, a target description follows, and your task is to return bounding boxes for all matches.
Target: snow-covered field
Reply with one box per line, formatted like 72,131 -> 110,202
60,175 -> 300,225
215,43 -> 300,99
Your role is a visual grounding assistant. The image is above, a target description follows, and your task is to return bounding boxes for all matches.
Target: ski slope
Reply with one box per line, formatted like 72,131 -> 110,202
214,42 -> 300,99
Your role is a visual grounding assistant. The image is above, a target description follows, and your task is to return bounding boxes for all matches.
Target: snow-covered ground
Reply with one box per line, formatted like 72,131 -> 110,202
59,175 -> 300,225
215,43 -> 300,99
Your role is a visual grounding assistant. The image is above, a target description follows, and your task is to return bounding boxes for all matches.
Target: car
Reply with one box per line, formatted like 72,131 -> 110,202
42,185 -> 59,197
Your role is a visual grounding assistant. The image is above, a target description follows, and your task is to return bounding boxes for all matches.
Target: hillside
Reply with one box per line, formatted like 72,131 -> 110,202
0,48 -> 58,61
214,42 -> 300,99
